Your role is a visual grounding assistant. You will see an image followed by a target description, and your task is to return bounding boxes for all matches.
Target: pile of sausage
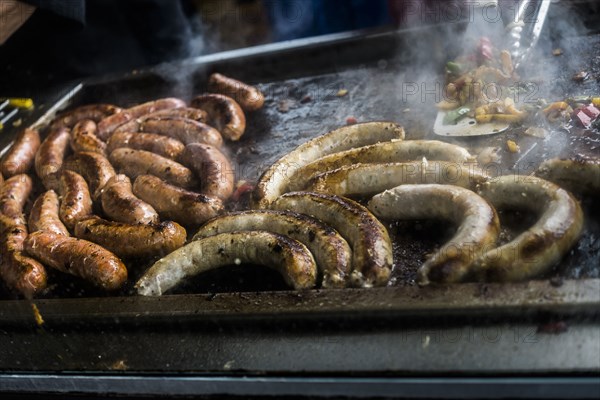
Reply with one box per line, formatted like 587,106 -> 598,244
0,73 -> 264,298
136,120 -> 598,295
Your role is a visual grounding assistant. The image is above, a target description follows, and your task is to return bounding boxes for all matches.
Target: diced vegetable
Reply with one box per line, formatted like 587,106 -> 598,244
572,109 -> 593,128
506,140 -> 520,153
443,107 -> 470,125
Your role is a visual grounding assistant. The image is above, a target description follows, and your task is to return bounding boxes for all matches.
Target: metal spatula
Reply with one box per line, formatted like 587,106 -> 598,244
433,0 -> 550,137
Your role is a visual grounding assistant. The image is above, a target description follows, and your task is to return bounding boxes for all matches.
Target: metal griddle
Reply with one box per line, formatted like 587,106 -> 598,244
0,23 -> 599,396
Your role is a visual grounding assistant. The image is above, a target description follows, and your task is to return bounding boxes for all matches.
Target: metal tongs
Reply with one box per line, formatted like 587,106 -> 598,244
433,0 -> 551,137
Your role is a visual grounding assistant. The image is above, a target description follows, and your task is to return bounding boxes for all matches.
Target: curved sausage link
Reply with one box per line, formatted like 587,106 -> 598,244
0,214 -> 47,298
101,174 -> 159,225
70,119 -> 106,155
368,184 -> 500,285
193,210 -> 352,288
473,175 -> 584,282
50,104 -> 121,131
288,140 -> 474,192
253,122 -> 405,208
271,191 -> 393,287
190,94 -> 246,141
132,174 -> 224,226
536,157 -> 600,196
136,231 -> 317,296
107,131 -> 185,160
178,143 -> 234,200
208,73 -> 265,111
63,151 -> 116,200
308,161 -> 489,198
140,118 -> 223,148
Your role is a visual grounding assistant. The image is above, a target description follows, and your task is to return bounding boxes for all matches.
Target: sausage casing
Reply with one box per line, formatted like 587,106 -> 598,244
190,94 -> 246,141
107,131 -> 185,160
208,73 -> 265,112
272,191 -> 393,287
136,231 -> 317,296
1,128 -> 41,177
133,174 -> 224,226
63,151 -> 116,199
70,119 -> 106,155
178,143 -> 234,200
0,174 -> 32,219
0,214 -> 47,297
74,217 -> 186,259
109,148 -> 197,189
140,118 -> 223,147
58,170 -> 93,230
35,127 -> 71,191
29,190 -> 70,236
24,231 -> 127,290
193,210 -> 352,288
101,174 -> 159,225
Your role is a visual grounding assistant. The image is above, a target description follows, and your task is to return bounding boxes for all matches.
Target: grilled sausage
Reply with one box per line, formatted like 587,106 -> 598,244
368,184 -> 500,285
190,94 -> 246,141
74,217 -> 186,259
107,131 -> 185,160
0,174 -> 32,219
28,190 -> 70,236
536,157 -> 600,196
63,151 -> 116,199
97,98 -> 186,140
136,231 -> 317,296
132,174 -> 224,226
101,174 -> 159,225
473,175 -> 584,282
193,210 -> 352,288
50,104 -> 121,130
58,170 -> 93,231
178,143 -> 234,200
0,214 -> 47,298
35,127 -> 71,191
111,108 -> 209,135
208,73 -> 265,112
109,148 -> 197,189
140,118 -> 223,147
70,119 -> 106,155
253,122 -> 405,208
24,231 -> 127,290
308,161 -> 489,198
0,172 -> 3,186
0,128 -> 41,177
288,140 -> 474,192
271,191 -> 392,287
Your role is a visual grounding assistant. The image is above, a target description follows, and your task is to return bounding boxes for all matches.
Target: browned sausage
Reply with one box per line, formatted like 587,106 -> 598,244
106,131 -> 185,160
63,151 -> 116,199
35,127 -> 71,191
191,94 -> 246,141
24,231 -> 127,291
0,214 -> 48,298
1,128 -> 41,177
101,174 -> 159,224
0,174 -> 32,219
74,216 -> 187,259
58,170 -> 93,230
97,98 -> 186,140
140,118 -> 223,147
109,148 -> 197,189
132,174 -> 224,226
208,73 -> 265,111
50,104 -> 122,131
28,190 -> 70,236
178,143 -> 234,200
70,120 -> 106,155
0,172 -> 3,186
112,108 -> 209,136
